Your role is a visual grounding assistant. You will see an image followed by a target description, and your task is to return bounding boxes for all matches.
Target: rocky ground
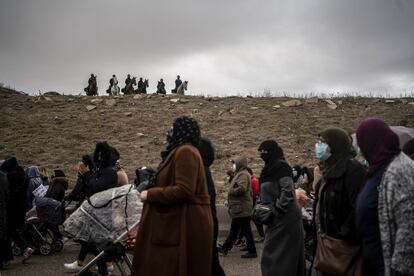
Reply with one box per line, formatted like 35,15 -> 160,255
1,87 -> 413,200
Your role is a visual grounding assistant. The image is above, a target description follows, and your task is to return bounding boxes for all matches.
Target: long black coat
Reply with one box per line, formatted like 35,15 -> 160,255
316,158 -> 365,240
6,167 -> 28,230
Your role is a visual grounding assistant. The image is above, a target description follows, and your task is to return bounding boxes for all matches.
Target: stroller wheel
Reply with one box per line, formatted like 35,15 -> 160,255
12,243 -> 23,256
52,240 -> 64,252
39,243 -> 52,256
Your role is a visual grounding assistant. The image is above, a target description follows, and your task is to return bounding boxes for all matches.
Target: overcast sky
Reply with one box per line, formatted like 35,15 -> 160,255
1,0 -> 414,96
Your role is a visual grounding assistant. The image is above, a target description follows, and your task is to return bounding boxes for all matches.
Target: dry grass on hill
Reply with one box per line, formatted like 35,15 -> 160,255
1,87 -> 413,200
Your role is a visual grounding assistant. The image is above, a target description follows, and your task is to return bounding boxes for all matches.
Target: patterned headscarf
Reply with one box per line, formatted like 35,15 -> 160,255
161,116 -> 201,160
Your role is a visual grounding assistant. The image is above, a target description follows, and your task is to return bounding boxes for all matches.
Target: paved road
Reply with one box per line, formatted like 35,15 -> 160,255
1,206 -> 264,276
0,240 -> 263,276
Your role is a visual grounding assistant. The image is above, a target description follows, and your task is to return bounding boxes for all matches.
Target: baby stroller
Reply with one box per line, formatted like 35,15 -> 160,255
64,184 -> 142,276
12,197 -> 65,256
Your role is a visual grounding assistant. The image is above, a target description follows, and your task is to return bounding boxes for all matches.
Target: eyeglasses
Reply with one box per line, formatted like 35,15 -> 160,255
258,149 -> 268,154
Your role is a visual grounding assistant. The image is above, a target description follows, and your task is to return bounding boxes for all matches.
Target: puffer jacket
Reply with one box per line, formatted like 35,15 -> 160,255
228,157 -> 253,218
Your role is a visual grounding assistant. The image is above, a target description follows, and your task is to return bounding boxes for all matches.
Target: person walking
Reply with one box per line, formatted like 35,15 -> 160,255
198,137 -> 226,276
257,140 -> 305,276
218,157 -> 257,258
131,116 -> 213,276
312,128 -> 365,276
0,157 -> 34,262
356,118 -> 414,276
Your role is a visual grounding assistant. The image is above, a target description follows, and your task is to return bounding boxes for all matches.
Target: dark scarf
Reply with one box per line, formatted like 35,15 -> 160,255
319,127 -> 352,178
0,157 -> 18,172
160,116 -> 201,161
356,118 -> 400,174
258,140 -> 292,183
93,141 -> 120,171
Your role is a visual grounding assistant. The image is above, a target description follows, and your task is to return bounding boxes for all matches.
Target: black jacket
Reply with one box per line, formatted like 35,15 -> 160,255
5,167 -> 28,229
316,158 -> 365,241
64,171 -> 92,203
85,166 -> 118,197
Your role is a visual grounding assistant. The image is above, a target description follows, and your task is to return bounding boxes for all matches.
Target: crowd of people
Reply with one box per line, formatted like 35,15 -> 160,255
84,74 -> 183,96
1,115 -> 414,276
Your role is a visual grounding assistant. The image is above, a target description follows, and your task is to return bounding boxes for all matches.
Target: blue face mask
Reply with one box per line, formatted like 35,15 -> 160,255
315,142 -> 331,162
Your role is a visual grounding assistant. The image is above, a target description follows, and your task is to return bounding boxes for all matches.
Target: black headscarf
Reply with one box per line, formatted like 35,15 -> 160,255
258,140 -> 292,183
93,141 -> 120,170
198,136 -> 215,168
161,116 -> 201,160
0,157 -> 18,172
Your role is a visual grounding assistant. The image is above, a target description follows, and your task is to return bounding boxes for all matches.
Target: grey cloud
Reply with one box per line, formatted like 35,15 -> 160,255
0,0 -> 413,95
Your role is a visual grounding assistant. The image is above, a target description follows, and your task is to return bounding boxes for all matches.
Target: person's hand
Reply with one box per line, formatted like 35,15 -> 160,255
78,162 -> 89,175
312,165 -> 322,192
140,190 -> 148,201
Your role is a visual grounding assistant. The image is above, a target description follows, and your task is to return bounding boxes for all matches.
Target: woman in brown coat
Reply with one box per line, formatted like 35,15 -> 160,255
131,116 -> 213,276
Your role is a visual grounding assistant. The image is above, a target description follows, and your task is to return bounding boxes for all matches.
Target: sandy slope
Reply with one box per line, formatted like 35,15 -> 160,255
1,88 -> 413,200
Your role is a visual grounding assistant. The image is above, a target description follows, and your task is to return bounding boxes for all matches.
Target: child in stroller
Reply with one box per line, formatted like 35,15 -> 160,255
13,197 -> 65,256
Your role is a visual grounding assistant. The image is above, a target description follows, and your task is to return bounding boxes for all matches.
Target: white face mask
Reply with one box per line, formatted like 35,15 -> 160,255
315,141 -> 332,162
232,163 -> 237,172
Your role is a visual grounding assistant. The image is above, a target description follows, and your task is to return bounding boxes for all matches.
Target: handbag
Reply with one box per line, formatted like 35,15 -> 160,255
252,202 -> 274,225
314,233 -> 362,276
313,181 -> 362,276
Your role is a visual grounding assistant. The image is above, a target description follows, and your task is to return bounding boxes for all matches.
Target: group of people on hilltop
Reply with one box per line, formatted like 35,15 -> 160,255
1,116 -> 414,276
84,74 -> 183,96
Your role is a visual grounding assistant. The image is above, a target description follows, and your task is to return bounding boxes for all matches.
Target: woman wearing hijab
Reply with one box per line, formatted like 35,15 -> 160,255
356,118 -> 414,276
312,128 -> 365,275
131,116 -> 213,276
258,140 -> 305,276
198,137 -> 226,276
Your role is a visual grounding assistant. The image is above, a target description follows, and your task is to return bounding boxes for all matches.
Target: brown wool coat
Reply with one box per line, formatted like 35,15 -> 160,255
131,144 -> 213,276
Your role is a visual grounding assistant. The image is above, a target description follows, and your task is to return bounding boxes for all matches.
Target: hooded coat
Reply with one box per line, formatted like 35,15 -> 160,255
227,157 -> 253,218
131,144 -> 213,276
0,158 -> 28,229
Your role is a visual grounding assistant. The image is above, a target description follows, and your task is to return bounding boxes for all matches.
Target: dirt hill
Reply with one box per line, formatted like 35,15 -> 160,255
1,88 -> 413,200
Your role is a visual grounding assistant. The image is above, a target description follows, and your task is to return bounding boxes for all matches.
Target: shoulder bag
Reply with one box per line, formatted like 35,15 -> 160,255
313,181 -> 362,276
252,201 -> 274,225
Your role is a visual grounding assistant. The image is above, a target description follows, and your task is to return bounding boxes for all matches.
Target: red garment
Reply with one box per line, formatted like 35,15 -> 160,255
250,175 -> 259,200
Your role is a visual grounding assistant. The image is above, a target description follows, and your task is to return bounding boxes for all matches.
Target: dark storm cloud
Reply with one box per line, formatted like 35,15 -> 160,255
0,0 -> 413,95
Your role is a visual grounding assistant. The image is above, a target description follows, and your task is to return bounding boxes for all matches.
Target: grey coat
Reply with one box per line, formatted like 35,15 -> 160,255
260,177 -> 306,276
227,157 -> 253,218
379,152 -> 414,276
